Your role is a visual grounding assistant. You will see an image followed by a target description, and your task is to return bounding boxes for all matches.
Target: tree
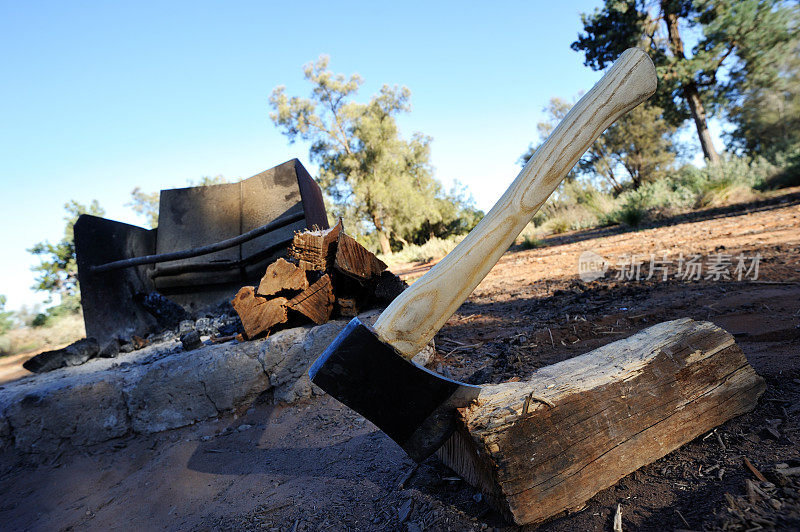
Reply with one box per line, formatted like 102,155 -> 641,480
602,102 -> 679,188
520,96 -> 677,190
127,175 -> 230,229
571,0 -> 798,165
127,187 -> 160,229
28,200 -> 105,300
269,56 -> 479,255
726,38 -> 800,158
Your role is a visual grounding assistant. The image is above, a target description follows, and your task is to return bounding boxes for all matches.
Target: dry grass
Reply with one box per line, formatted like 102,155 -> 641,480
0,313 -> 85,357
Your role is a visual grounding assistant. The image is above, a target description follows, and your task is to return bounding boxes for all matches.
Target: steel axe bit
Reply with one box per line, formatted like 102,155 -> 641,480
309,48 -> 657,462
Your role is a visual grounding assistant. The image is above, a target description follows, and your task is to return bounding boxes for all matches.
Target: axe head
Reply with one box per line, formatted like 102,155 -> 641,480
309,317 -> 481,462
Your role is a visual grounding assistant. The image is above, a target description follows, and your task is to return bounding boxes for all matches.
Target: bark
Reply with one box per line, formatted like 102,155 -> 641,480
663,5 -> 721,164
437,318 -> 765,526
372,216 -> 392,255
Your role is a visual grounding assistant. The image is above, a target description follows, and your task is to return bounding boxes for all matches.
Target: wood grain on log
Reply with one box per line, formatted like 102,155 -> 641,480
256,258 -> 308,297
287,274 -> 335,324
334,233 -> 386,282
437,318 -> 765,526
290,219 -> 342,271
230,286 -> 288,339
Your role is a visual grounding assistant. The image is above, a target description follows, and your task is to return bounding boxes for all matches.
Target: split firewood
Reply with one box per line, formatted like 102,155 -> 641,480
436,318 -> 765,526
287,274 -> 335,325
336,298 -> 359,318
290,219 -> 342,271
334,232 -> 387,282
231,286 -> 288,339
256,258 -> 308,297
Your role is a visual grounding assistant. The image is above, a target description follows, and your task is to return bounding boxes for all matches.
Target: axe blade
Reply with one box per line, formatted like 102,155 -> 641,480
309,317 -> 480,462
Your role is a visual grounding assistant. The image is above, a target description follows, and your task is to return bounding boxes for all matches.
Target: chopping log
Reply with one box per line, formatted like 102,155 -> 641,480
287,274 -> 335,324
256,258 -> 308,297
436,318 -> 766,526
231,286 -> 288,339
290,219 -> 342,271
334,232 -> 387,282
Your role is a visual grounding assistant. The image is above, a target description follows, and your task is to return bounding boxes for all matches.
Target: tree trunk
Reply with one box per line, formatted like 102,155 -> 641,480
371,215 -> 392,256
683,81 -> 721,164
663,5 -> 721,164
376,230 -> 391,256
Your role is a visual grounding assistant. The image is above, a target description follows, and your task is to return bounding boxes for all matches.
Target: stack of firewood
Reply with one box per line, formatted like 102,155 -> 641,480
231,221 -> 406,339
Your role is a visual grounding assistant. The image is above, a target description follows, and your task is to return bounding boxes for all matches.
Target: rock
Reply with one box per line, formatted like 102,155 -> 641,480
195,317 -> 216,336
98,340 -> 120,359
217,321 -> 241,336
139,291 -> 189,329
178,320 -> 195,335
22,338 -> 101,373
259,325 -> 314,404
180,330 -> 202,351
3,374 -> 129,453
125,341 -> 267,434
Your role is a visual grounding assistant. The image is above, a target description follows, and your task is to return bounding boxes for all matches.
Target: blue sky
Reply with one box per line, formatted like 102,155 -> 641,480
0,1 -> 718,311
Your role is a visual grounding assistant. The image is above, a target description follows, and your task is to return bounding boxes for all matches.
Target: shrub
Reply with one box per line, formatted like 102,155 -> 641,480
521,235 -> 546,249
378,235 -> 465,266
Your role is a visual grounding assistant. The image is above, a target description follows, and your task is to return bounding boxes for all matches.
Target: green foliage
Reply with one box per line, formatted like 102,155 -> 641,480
377,235 -> 465,266
521,97 -> 677,191
726,37 -> 800,159
127,175 -> 230,229
29,297 -> 81,328
28,200 -> 105,299
0,295 -> 14,334
520,235 -> 546,249
601,155 -> 776,225
526,155 -> 780,232
571,0 -> 798,163
127,187 -> 160,229
270,56 -> 481,255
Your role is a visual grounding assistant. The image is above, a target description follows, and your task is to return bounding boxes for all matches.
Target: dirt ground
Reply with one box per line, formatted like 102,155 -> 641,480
2,189 -> 799,531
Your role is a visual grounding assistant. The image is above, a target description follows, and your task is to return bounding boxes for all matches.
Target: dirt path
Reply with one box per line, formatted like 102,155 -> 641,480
2,192 -> 799,531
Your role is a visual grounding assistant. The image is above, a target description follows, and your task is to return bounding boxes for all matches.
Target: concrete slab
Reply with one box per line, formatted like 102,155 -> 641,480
0,310 -> 434,455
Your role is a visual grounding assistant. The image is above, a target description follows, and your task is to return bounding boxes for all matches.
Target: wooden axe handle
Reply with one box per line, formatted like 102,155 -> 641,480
374,48 -> 657,358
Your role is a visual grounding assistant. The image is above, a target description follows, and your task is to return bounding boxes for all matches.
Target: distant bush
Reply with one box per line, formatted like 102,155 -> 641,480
599,156 -> 779,226
378,234 -> 465,266
380,155 -> 792,262
520,234 -> 546,249
0,312 -> 84,357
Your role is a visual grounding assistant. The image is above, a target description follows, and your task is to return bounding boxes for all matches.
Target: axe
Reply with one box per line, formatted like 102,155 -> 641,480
309,48 -> 657,462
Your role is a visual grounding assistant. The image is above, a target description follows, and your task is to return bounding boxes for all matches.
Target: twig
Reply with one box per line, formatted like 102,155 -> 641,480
715,431 -> 726,451
743,457 -> 768,483
547,328 -> 554,348
397,464 -> 419,489
444,343 -> 483,357
675,509 -> 690,528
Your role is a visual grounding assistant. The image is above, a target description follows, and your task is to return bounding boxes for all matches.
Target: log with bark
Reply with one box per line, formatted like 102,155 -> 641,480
436,318 -> 765,526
